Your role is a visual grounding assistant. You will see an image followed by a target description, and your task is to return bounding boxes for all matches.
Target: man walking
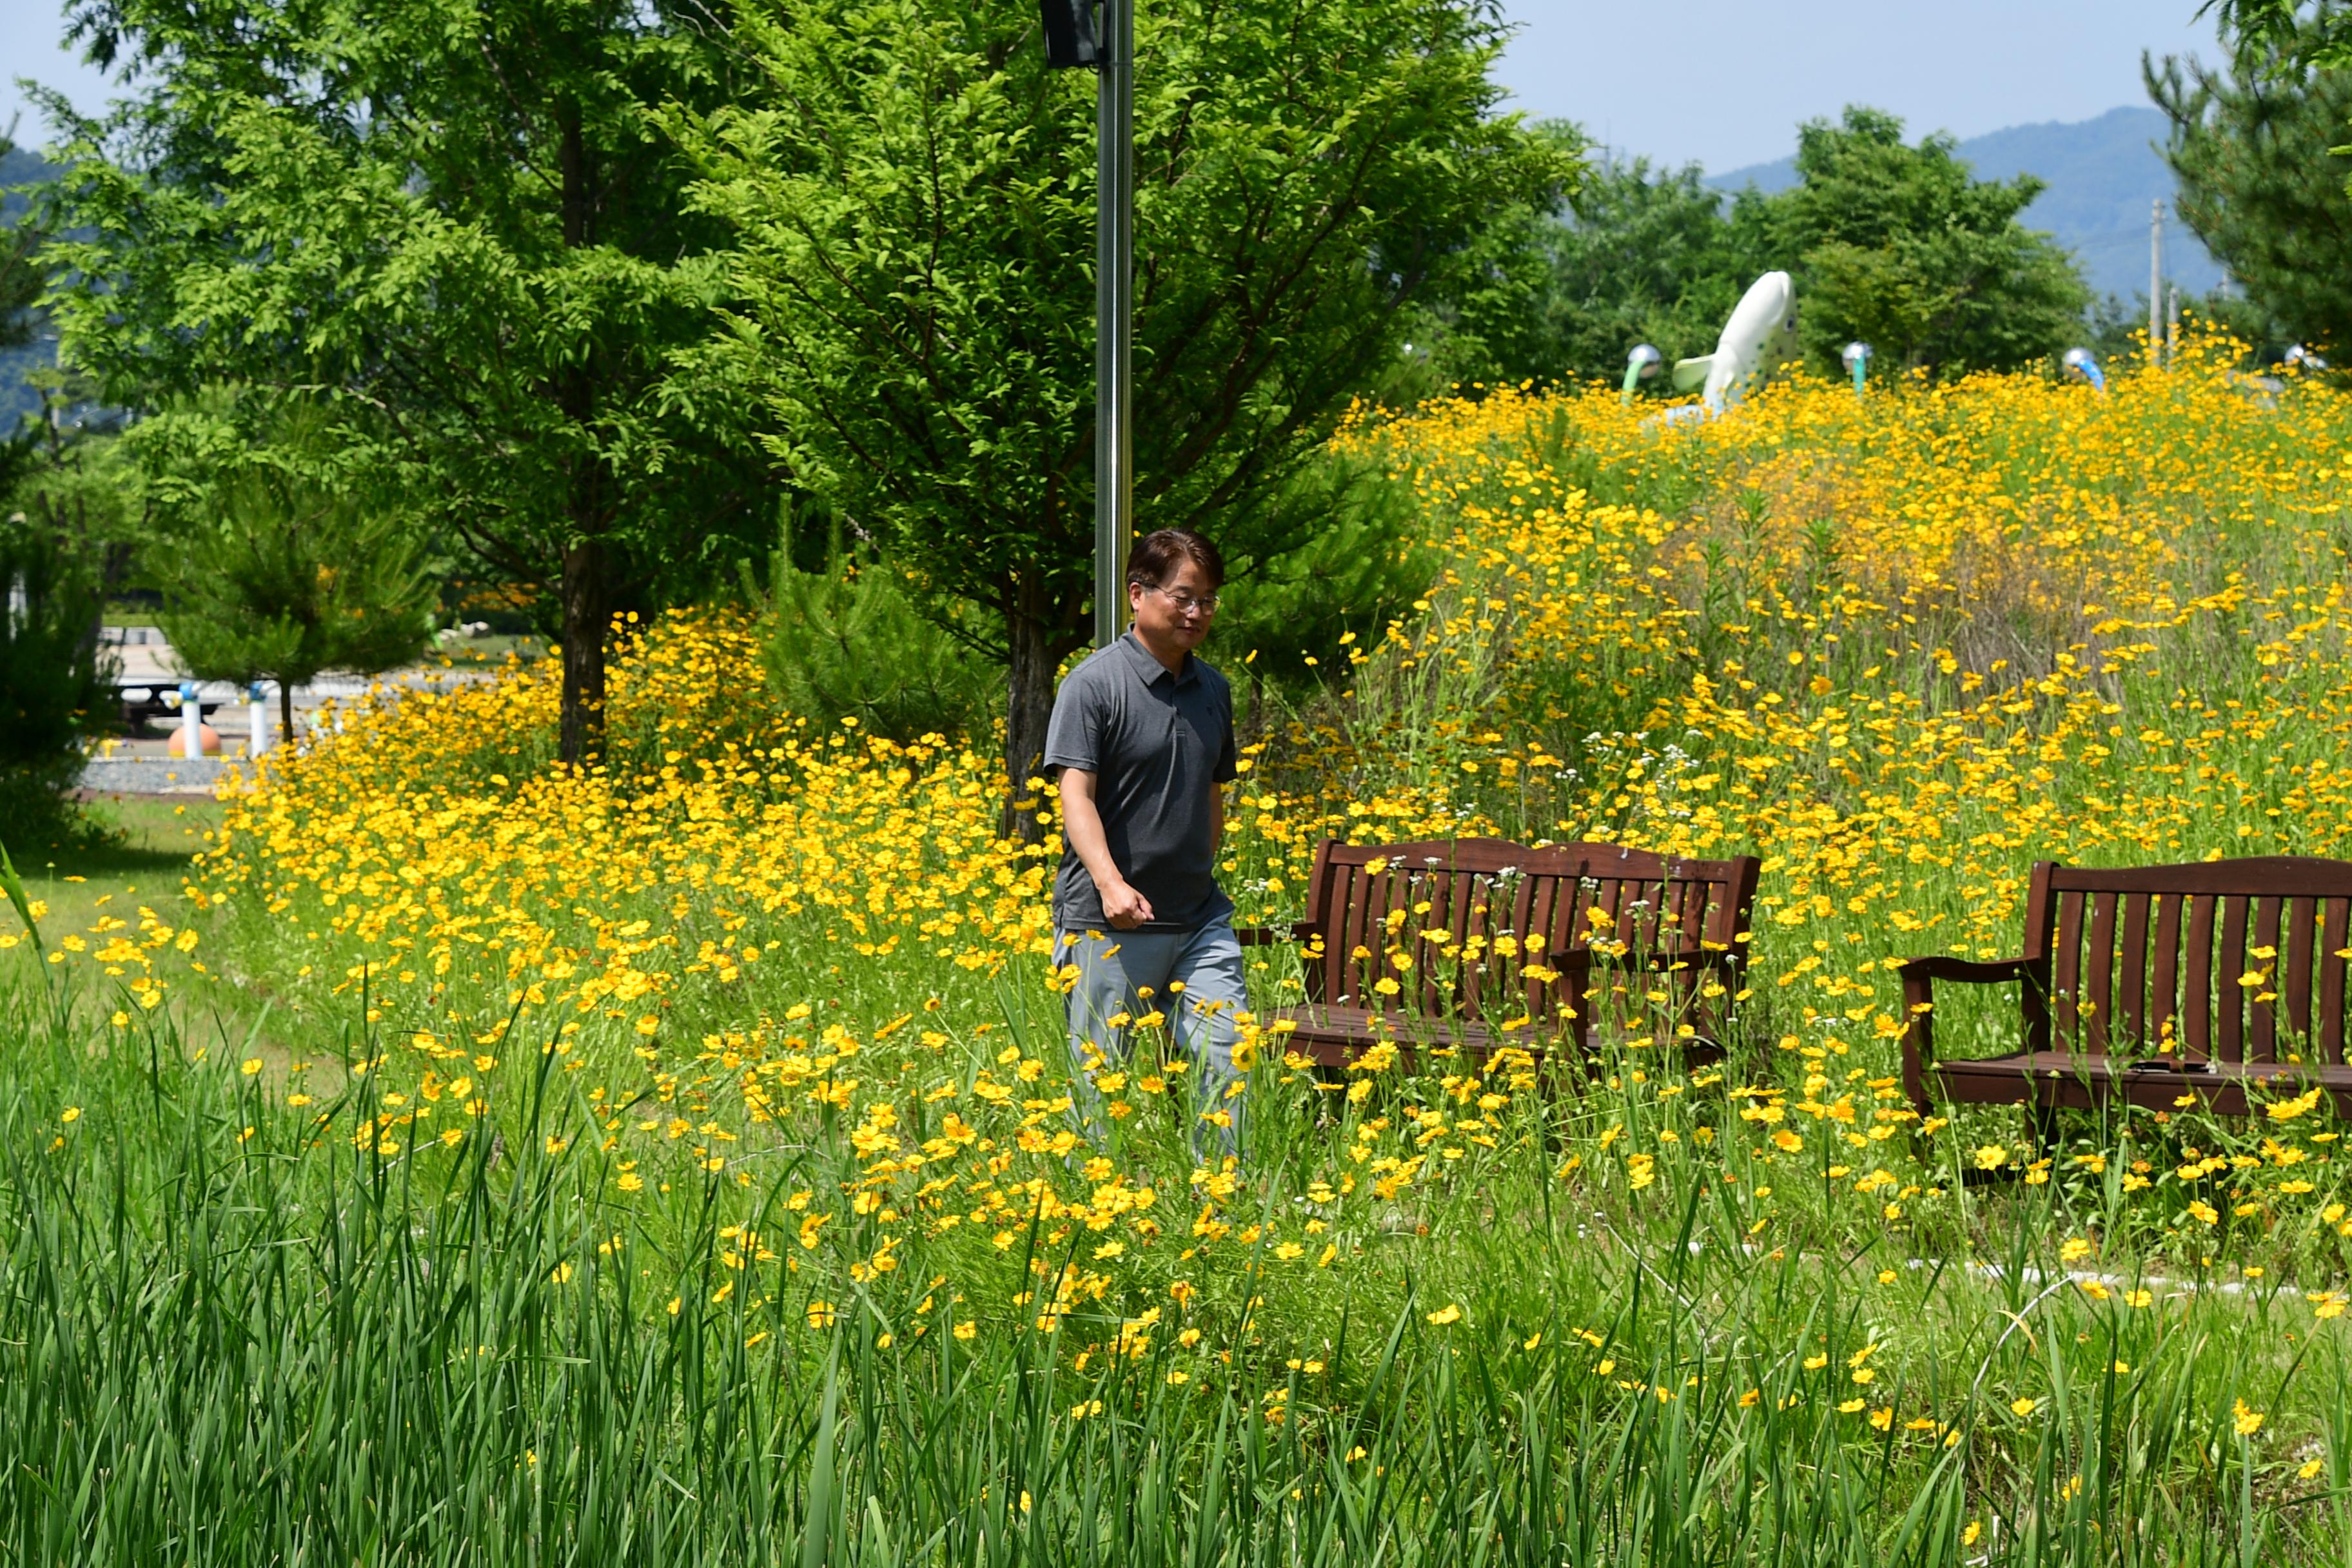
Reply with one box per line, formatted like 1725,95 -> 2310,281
1046,527 -> 1248,1164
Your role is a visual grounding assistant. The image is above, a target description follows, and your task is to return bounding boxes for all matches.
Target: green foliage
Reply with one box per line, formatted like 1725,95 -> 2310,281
1768,108 -> 2092,377
1211,463 -> 1436,699
672,0 -> 1579,807
2203,0 -> 2352,74
1410,156 -> 1774,391
758,528 -> 995,746
2152,12 -> 2352,357
0,507 -> 110,842
149,416 -> 435,741
39,0 -> 777,760
1426,108 -> 2092,389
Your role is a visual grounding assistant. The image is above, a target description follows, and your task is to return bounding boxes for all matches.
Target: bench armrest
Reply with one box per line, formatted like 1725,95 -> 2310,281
1896,954 -> 2038,1113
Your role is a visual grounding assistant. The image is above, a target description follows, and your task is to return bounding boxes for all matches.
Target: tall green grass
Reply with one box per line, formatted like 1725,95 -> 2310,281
3,952 -> 2347,1563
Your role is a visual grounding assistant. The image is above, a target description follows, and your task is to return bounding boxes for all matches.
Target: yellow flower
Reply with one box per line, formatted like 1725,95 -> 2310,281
2233,1400 -> 2264,1438
241,1057 -> 263,1076
2011,1396 -> 2039,1418
1426,1304 -> 1463,1326
1974,1145 -> 2009,1171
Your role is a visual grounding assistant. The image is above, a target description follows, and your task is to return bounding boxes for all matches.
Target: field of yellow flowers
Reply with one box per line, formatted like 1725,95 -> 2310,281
7,346 -> 2352,1563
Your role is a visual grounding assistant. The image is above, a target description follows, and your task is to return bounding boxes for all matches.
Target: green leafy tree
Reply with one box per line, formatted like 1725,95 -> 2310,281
2151,7 -> 2352,355
150,416 -> 434,743
3,121 -> 130,839
40,0 -> 775,765
1767,108 -> 2091,377
3,129 -> 52,488
674,0 -> 1577,829
1513,160 -> 1775,389
1416,113 -> 2088,391
757,520 -> 994,746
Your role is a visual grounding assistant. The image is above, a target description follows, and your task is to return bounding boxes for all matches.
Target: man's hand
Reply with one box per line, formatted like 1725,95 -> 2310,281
1099,878 -> 1155,930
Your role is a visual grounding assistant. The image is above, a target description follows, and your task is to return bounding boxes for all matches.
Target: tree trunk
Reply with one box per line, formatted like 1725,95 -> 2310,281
560,536 -> 606,767
279,681 -> 297,747
1001,570 -> 1062,843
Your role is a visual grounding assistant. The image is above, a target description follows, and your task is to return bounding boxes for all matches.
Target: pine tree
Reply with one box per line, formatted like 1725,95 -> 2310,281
152,420 -> 434,743
2150,12 -> 2352,355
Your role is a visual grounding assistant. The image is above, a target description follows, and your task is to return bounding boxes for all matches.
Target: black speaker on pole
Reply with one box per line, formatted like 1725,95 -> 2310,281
1040,0 -> 1100,68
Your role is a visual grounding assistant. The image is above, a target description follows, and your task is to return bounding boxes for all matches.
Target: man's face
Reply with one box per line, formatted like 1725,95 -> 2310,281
1128,558 -> 1217,654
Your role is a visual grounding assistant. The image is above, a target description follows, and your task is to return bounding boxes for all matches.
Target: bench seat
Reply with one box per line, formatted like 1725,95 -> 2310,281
1934,1048 -> 2352,1118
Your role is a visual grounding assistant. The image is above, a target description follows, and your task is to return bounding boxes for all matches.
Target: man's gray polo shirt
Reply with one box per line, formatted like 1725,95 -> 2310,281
1044,631 -> 1238,932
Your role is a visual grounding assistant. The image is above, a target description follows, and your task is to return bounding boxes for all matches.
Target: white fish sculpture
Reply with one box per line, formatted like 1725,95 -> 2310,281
1670,271 -> 1801,414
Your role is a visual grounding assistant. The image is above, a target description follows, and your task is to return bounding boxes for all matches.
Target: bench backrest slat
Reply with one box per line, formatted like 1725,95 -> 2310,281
2028,859 -> 2352,1068
2182,894 -> 2214,1061
2305,893 -> 2342,1067
2117,893 -> 2151,1045
2217,896 -> 2251,1064
2052,890 -> 2086,1045
2286,896 -> 2317,1047
2084,892 -> 2119,1055
2149,894 -> 2183,1050
2252,895 -> 2286,1063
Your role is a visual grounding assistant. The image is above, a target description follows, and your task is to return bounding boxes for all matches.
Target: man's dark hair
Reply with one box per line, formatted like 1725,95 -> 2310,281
1126,528 -> 1224,591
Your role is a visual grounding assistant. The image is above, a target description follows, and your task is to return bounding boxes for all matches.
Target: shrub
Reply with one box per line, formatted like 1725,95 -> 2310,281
757,527 -> 995,745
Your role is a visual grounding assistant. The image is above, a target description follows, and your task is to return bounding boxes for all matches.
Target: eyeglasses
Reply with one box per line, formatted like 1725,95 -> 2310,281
1146,584 -> 1219,615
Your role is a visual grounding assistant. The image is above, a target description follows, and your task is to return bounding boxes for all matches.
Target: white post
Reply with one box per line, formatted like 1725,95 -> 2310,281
248,682 -> 269,759
2150,200 -> 2164,370
2168,284 -> 2180,364
179,681 -> 204,760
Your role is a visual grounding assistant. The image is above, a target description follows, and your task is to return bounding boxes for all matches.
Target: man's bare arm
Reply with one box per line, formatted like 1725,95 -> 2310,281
1058,769 -> 1153,928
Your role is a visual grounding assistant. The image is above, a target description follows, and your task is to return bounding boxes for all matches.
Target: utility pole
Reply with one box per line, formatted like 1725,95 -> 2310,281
2150,199 -> 2164,371
1093,0 -> 1133,649
2168,284 -> 2181,365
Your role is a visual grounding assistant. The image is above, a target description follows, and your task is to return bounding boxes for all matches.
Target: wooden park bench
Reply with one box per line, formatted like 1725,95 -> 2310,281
1900,856 -> 2352,1120
1237,837 -> 1761,1071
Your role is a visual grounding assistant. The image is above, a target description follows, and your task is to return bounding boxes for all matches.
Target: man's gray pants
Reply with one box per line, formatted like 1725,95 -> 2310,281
1055,920 -> 1248,1164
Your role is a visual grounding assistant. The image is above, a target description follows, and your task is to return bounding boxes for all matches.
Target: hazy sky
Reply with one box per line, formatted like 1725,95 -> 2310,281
6,0 -> 2222,170
1493,0 -> 2219,173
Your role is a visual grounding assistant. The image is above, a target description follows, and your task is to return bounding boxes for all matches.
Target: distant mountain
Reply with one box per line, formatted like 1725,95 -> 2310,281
1707,106 -> 2223,304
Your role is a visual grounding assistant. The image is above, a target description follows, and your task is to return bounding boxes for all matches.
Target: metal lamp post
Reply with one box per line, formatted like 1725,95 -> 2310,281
1042,0 -> 1133,649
